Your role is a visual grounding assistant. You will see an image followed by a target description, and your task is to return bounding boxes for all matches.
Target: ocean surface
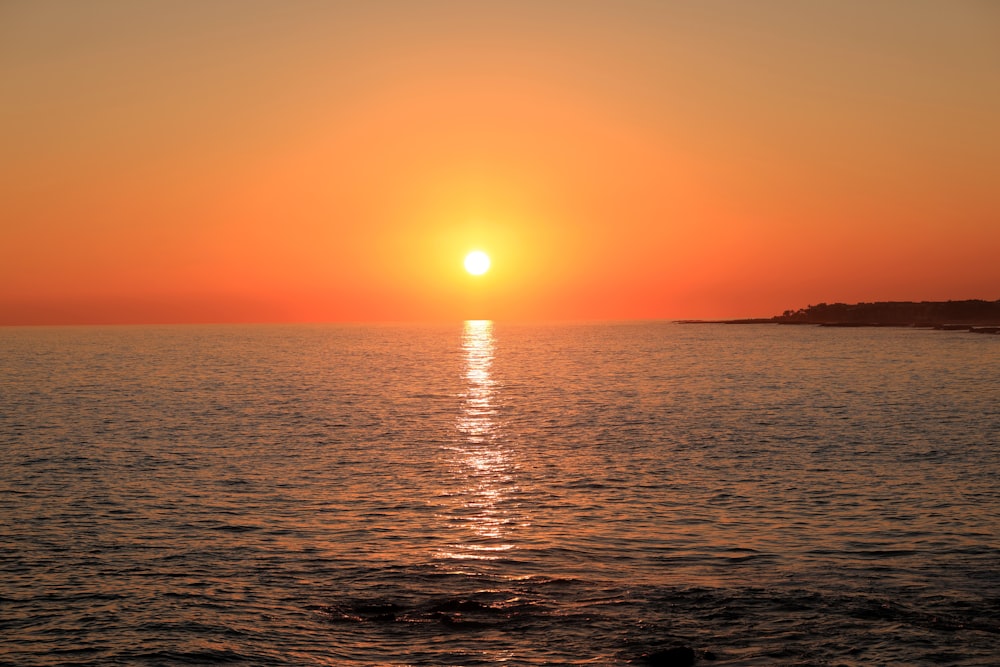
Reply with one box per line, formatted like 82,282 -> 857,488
1,321 -> 998,666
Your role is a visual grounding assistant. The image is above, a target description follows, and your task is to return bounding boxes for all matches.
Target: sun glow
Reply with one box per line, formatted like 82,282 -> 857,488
464,251 -> 491,276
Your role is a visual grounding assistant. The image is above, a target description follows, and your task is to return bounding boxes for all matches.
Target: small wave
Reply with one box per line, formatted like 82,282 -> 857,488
319,588 -> 553,631
209,523 -> 260,533
126,648 -> 250,665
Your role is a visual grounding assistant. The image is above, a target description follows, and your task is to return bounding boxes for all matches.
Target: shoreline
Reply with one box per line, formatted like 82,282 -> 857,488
677,319 -> 1000,334
677,299 -> 1000,334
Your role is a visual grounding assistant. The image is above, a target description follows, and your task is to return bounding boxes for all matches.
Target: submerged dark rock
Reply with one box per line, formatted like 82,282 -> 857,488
639,645 -> 696,667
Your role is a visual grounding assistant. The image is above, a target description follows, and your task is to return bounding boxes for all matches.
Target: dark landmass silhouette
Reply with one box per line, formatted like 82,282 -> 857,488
679,299 -> 1000,334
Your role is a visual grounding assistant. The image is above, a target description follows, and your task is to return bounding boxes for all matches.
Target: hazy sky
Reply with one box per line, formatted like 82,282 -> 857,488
2,0 -> 998,324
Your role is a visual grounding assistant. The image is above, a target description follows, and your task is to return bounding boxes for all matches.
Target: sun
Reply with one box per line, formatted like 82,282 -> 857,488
464,251 -> 491,276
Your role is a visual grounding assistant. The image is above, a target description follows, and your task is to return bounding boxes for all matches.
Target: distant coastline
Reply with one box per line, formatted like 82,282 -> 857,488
679,299 -> 1000,334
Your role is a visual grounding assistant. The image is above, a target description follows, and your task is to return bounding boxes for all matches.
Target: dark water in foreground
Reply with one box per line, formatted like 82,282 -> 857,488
1,322 -> 999,666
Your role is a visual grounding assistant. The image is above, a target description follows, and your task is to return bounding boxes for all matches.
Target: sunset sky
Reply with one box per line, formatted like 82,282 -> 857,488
3,1 -> 999,324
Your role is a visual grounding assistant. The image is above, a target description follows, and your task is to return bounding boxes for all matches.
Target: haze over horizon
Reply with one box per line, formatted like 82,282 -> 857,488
3,1 -> 999,325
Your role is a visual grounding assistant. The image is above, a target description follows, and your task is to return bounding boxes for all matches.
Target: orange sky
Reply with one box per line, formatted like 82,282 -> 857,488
2,1 -> 999,324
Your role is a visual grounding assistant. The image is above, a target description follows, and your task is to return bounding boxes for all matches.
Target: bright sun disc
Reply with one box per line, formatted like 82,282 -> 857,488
464,251 -> 491,275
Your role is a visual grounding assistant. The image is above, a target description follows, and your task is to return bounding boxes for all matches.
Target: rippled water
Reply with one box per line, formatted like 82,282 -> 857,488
1,322 -> 998,665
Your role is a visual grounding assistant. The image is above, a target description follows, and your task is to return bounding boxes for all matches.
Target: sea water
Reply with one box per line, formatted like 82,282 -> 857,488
1,322 -> 998,665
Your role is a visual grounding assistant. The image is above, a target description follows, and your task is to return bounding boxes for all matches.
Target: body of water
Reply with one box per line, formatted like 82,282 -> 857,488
1,322 -> 998,665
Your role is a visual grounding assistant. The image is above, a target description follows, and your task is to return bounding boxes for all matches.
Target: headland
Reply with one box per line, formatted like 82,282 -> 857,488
679,299 -> 1000,334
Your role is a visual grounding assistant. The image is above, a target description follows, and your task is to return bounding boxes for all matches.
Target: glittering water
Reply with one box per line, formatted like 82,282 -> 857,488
1,321 -> 998,665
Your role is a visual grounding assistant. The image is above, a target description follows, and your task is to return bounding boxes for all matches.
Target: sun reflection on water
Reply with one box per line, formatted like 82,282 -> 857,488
437,320 -> 521,564
458,320 -> 498,443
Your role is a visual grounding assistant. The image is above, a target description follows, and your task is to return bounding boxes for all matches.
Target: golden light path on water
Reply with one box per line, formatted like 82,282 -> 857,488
437,320 -> 521,566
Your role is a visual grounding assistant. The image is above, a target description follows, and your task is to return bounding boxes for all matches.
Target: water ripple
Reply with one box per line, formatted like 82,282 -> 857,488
1,323 -> 998,664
